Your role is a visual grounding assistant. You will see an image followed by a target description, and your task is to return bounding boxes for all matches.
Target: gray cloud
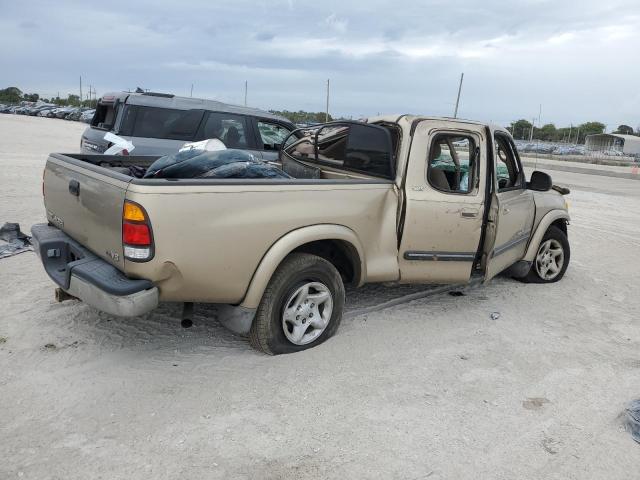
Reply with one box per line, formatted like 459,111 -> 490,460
1,0 -> 639,128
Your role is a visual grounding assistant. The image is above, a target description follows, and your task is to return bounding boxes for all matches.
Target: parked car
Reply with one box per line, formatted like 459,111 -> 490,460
27,104 -> 53,116
55,107 -> 75,118
65,108 -> 88,121
38,107 -> 57,117
80,91 -> 296,159
80,109 -> 95,123
33,115 -> 571,354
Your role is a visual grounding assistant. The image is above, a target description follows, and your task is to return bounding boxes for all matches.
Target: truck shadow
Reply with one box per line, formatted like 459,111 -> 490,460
64,282 -> 481,355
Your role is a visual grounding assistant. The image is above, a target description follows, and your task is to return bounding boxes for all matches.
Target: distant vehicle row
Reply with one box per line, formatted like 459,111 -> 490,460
0,103 -> 95,123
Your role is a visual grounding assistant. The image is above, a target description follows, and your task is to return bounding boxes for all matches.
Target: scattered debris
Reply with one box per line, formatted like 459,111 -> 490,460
459,354 -> 469,360
490,312 -> 501,320
541,435 -> 561,454
523,397 -> 550,410
43,343 -> 57,350
0,222 -> 33,259
449,291 -> 465,297
624,399 -> 640,444
0,336 -> 7,344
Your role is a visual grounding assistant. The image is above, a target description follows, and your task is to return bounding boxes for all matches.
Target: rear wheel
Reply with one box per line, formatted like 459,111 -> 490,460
520,225 -> 570,283
249,253 -> 345,355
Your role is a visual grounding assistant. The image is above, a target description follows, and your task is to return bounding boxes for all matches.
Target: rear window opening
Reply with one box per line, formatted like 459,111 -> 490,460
91,103 -> 117,130
119,106 -> 204,141
283,122 -> 395,179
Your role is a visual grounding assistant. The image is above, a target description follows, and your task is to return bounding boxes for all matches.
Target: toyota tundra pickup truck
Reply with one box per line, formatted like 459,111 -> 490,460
32,115 -> 570,354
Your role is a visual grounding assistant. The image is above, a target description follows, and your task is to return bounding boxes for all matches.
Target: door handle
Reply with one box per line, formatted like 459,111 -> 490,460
460,208 -> 478,218
68,179 -> 80,196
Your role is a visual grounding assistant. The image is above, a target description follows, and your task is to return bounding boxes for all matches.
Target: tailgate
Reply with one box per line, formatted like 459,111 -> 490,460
44,154 -> 130,269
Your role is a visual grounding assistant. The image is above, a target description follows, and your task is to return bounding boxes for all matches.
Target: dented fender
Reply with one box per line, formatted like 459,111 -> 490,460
523,209 -> 570,262
240,224 -> 366,310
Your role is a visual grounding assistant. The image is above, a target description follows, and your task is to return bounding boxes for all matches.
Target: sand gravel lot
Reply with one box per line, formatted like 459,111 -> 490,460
1,115 -> 640,479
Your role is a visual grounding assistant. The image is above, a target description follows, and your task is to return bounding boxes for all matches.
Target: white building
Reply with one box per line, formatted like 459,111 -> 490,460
585,133 -> 640,155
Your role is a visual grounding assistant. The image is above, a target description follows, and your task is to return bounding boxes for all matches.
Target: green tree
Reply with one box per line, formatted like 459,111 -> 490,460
536,123 -> 557,141
66,94 -> 81,106
509,119 -> 533,140
0,86 -> 23,104
23,92 -> 39,102
576,121 -> 605,144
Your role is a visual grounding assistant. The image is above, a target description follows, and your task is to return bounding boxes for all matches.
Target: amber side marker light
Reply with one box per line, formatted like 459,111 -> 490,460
123,202 -> 146,221
122,201 -> 153,261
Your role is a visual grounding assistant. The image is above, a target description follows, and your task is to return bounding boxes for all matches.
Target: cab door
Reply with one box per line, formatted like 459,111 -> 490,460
398,120 -> 487,283
484,132 -> 535,280
252,119 -> 295,161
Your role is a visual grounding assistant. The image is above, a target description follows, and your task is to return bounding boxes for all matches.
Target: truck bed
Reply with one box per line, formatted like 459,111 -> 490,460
43,153 -> 400,304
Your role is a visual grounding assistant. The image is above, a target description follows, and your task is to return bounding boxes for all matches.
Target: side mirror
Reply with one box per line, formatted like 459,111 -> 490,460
527,170 -> 552,191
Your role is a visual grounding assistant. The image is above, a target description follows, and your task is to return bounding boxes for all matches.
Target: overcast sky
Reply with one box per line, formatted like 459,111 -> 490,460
2,0 -> 639,129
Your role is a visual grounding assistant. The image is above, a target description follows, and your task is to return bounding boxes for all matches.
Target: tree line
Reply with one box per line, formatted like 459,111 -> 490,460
507,118 -> 639,144
0,86 -> 97,108
268,110 -> 333,124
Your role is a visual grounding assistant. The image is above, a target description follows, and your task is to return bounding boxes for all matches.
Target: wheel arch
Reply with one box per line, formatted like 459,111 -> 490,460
240,225 -> 366,309
523,210 -> 570,262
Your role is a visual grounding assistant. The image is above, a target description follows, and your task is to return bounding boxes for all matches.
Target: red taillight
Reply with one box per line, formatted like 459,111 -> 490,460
123,223 -> 151,245
122,201 -> 153,261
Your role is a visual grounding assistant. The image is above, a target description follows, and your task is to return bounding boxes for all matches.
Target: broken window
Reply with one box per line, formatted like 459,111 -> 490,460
495,134 -> 524,191
285,122 -> 394,179
257,121 -> 292,151
427,134 -> 478,194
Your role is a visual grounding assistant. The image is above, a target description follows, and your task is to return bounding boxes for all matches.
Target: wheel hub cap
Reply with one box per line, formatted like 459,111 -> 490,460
282,282 -> 333,346
535,239 -> 564,281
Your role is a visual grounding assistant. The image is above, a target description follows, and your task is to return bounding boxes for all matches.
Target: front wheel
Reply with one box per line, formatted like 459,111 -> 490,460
520,225 -> 570,283
249,253 -> 345,355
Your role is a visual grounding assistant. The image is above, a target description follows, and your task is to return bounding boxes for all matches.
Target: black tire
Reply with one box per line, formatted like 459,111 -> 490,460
249,253 -> 345,355
520,225 -> 570,283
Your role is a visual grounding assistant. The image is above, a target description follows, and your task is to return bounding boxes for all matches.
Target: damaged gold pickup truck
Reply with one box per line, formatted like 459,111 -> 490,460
32,115 -> 570,354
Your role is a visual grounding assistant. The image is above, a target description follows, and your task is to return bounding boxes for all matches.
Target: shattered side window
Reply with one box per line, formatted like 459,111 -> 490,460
428,134 -> 477,194
495,135 -> 523,191
257,121 -> 292,151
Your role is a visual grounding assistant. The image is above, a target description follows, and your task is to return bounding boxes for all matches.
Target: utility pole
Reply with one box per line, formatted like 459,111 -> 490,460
575,127 -> 580,144
529,117 -> 535,141
325,79 -> 330,123
79,76 -> 83,105
537,104 -> 542,129
190,84 -> 193,97
453,73 -> 464,118
244,80 -> 247,106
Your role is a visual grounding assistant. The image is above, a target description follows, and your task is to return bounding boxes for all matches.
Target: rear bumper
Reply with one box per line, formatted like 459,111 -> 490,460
31,223 -> 158,317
